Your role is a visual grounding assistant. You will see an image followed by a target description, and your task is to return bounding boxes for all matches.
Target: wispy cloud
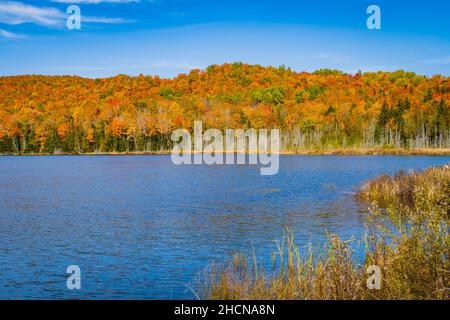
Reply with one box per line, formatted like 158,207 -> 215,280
0,28 -> 26,39
109,58 -> 202,70
46,60 -> 202,74
0,1 -> 63,26
423,56 -> 450,64
170,12 -> 185,18
0,1 -> 134,27
310,53 -> 350,64
51,0 -> 139,3
82,16 -> 134,24
349,65 -> 400,73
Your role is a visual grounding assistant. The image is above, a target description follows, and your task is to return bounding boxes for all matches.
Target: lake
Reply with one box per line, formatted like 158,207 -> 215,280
0,155 -> 449,299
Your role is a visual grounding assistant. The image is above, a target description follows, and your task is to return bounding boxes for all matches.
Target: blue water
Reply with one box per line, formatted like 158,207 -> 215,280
0,155 -> 449,299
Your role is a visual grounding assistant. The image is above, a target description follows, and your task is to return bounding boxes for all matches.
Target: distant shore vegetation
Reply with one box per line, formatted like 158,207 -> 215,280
0,63 -> 449,154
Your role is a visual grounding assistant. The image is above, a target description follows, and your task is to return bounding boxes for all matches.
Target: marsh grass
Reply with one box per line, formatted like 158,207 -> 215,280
202,166 -> 450,300
358,165 -> 450,216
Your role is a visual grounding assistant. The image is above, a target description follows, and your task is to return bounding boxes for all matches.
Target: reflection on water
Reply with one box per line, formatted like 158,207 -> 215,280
0,155 -> 449,299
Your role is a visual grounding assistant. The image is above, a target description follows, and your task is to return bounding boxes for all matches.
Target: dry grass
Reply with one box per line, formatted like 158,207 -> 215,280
205,231 -> 366,300
358,165 -> 450,217
292,148 -> 450,156
202,166 -> 450,300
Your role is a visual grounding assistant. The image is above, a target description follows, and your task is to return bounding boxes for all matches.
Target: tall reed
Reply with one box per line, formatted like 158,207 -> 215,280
202,166 -> 450,300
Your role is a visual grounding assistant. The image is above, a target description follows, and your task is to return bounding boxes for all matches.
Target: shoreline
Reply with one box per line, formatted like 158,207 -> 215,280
1,148 -> 450,156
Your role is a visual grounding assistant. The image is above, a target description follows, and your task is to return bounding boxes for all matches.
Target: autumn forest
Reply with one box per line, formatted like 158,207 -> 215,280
0,63 -> 449,154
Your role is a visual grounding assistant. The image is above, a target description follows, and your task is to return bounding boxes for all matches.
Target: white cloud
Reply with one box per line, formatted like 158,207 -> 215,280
0,1 -> 63,26
51,0 -> 139,3
0,1 -> 134,27
0,28 -> 26,39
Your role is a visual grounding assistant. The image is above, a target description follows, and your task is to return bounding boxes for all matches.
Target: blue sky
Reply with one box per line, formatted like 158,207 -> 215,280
0,0 -> 449,78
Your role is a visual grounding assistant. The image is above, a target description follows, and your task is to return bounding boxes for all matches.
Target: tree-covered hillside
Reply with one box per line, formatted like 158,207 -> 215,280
0,63 -> 449,153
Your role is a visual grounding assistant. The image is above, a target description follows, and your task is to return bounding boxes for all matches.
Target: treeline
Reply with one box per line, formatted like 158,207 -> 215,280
0,63 -> 449,154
